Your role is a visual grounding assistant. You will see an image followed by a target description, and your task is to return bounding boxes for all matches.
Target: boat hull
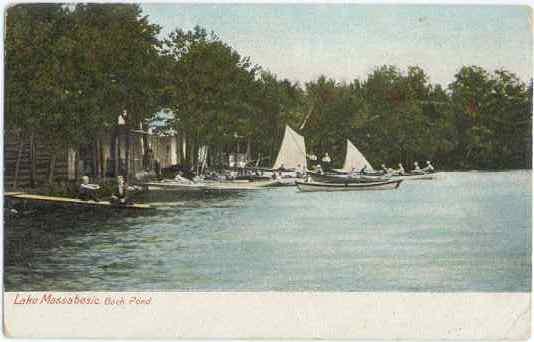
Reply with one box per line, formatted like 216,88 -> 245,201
143,180 -> 276,192
5,192 -> 153,210
395,172 -> 437,181
295,179 -> 403,192
309,172 -> 389,183
267,177 -> 301,187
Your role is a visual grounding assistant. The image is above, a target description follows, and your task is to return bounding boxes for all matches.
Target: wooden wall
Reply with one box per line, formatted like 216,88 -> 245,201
4,129 -> 177,187
4,131 -> 70,189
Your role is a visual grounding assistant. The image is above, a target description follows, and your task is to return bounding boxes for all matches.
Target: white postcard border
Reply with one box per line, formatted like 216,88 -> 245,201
3,291 -> 530,339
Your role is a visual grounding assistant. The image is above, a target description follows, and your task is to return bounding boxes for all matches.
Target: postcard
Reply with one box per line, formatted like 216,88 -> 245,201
3,2 -> 532,339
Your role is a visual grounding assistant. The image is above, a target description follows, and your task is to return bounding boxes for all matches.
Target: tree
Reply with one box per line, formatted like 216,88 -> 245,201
5,4 -> 165,183
162,26 -> 259,166
449,66 -> 531,169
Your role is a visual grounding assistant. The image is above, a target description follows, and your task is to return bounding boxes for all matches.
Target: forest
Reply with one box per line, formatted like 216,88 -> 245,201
5,3 -> 532,173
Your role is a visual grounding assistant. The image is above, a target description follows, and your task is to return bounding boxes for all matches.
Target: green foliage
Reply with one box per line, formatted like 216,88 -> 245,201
298,65 -> 531,170
161,26 -> 260,164
5,3 -> 164,152
5,5 -> 532,171
449,66 -> 531,169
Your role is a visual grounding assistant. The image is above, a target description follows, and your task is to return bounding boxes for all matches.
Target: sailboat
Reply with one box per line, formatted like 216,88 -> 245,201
309,139 -> 387,183
267,125 -> 307,186
339,139 -> 375,174
272,125 -> 307,171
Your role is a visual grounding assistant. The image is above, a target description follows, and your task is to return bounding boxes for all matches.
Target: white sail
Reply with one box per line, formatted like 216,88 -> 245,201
273,126 -> 307,170
342,139 -> 374,172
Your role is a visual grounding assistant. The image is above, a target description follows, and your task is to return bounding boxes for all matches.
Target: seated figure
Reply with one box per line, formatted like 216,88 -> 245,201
175,171 -> 194,184
422,161 -> 435,173
79,176 -> 100,201
412,161 -> 425,174
396,163 -> 405,176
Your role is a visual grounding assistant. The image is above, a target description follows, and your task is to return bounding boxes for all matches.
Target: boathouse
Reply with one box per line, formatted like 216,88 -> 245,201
4,127 -> 177,188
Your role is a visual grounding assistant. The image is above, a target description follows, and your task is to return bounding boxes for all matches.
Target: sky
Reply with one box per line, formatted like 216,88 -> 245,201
141,4 -> 532,86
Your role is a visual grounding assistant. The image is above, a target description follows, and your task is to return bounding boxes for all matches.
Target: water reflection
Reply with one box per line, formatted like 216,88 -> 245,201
4,171 -> 532,292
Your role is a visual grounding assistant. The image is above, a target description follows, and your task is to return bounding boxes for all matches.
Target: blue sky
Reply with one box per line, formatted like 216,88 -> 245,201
141,4 -> 532,86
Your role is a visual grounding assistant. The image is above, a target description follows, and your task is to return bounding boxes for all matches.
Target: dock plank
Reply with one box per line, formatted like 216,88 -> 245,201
4,192 -> 153,210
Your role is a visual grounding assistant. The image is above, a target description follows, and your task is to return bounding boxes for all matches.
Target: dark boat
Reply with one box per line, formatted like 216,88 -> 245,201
296,179 -> 403,192
233,174 -> 272,181
308,172 -> 390,184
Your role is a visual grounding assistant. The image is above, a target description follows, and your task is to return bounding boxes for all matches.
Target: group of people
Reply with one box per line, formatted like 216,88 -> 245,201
274,163 -> 307,179
379,161 -> 435,176
78,175 -> 135,205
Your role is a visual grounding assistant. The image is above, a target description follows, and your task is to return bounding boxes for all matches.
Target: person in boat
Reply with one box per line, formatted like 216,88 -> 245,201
350,167 -> 363,179
111,176 -> 131,205
360,165 -> 368,174
315,164 -> 324,175
79,176 -> 100,201
412,161 -> 425,174
272,170 -> 283,181
396,163 -> 405,175
321,153 -> 332,171
380,164 -> 395,175
296,164 -> 305,178
422,161 -> 435,173
175,171 -> 193,184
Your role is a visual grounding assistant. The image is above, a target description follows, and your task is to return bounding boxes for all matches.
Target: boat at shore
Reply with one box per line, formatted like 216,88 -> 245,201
394,172 -> 437,180
5,192 -> 154,210
263,125 -> 308,186
295,179 -> 402,192
141,179 -> 277,192
333,139 -> 376,174
272,125 -> 308,172
309,139 -> 388,184
308,172 -> 390,184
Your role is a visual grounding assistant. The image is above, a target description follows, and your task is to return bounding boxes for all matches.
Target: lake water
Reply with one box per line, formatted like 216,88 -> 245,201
4,171 -> 531,292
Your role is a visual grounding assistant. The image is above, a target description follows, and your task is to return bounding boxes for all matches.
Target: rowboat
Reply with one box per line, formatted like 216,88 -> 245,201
4,192 -> 154,210
395,172 -> 437,181
308,172 -> 390,184
295,179 -> 402,192
141,179 -> 277,192
268,177 -> 305,186
232,175 -> 272,182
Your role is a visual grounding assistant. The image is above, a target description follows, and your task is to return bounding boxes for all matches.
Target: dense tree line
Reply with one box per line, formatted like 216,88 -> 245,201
6,3 -> 532,178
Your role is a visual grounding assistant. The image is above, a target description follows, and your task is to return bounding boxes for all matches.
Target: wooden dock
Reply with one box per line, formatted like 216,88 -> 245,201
4,192 -> 154,210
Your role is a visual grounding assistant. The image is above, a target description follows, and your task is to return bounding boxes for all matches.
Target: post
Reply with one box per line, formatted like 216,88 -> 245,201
47,150 -> 57,185
29,132 -> 36,188
13,133 -> 24,189
246,137 -> 251,164
114,133 -> 120,177
75,147 -> 80,180
99,137 -> 105,178
93,139 -> 99,179
125,130 -> 130,178
176,130 -> 183,164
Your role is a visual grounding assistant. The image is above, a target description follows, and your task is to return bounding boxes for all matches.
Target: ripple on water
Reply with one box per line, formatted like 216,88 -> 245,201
4,171 -> 531,291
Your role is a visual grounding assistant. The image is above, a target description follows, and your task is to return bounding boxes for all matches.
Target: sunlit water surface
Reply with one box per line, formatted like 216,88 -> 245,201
5,171 -> 531,291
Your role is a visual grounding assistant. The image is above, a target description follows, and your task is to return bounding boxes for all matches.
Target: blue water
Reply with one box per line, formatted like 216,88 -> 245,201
4,171 -> 531,291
